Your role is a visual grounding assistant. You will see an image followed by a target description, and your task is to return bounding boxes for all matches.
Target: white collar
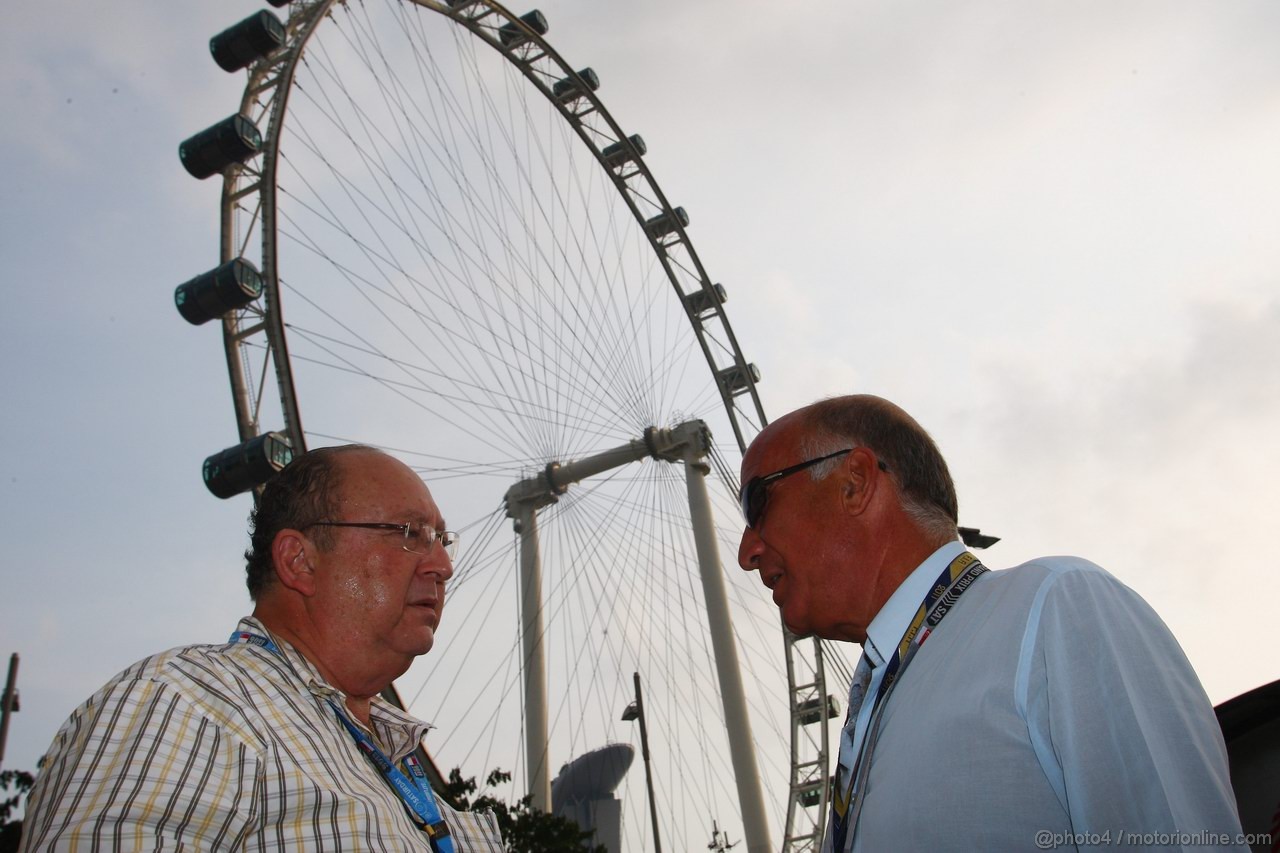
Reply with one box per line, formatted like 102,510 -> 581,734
862,540 -> 967,668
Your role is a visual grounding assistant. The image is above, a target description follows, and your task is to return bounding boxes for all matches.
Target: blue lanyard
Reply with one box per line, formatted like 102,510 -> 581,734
828,552 -> 989,851
868,551 -> 987,708
230,631 -> 456,853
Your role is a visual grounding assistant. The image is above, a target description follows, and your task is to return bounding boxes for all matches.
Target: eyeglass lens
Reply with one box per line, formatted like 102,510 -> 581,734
405,523 -> 458,558
740,448 -> 857,529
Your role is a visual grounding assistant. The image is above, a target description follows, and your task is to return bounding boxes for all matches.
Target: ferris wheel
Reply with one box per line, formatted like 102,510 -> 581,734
174,2 -> 843,850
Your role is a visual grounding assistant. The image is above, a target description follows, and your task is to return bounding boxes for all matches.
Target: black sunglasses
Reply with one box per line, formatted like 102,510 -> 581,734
739,448 -> 854,529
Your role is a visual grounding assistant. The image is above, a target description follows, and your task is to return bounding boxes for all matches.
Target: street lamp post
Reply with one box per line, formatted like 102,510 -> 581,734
622,671 -> 662,853
0,654 -> 19,769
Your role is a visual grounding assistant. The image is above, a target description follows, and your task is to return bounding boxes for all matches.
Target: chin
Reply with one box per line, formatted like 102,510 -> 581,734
782,608 -> 848,643
780,609 -> 814,639
394,629 -> 435,659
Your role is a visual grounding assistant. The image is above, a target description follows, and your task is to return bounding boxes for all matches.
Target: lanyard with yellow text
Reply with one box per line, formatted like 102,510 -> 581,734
230,631 -> 455,853
827,552 -> 989,853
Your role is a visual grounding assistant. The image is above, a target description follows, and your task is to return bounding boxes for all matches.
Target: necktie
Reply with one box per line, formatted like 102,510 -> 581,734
827,652 -> 875,853
846,653 -> 874,722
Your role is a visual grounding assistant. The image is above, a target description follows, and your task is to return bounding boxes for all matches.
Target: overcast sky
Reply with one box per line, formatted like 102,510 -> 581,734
2,0 -> 1277,846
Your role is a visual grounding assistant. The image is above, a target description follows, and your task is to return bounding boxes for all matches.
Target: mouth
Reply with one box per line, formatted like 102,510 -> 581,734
408,599 -> 440,620
762,570 -> 784,605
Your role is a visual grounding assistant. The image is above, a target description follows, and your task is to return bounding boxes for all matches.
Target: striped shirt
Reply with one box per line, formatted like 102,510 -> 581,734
20,617 -> 504,852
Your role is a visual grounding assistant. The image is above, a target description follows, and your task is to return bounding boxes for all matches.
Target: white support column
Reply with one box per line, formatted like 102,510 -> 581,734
682,441 -> 772,853
502,420 -> 769,837
516,503 -> 551,813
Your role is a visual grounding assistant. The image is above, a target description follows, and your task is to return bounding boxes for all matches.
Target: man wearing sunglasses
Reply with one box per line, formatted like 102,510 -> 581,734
22,445 -> 503,852
738,396 -> 1243,853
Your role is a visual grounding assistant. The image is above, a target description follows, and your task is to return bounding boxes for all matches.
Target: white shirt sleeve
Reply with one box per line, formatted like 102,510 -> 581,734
1018,562 -> 1244,851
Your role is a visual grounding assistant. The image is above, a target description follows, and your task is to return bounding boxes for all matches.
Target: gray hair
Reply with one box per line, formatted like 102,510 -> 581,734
799,396 -> 959,545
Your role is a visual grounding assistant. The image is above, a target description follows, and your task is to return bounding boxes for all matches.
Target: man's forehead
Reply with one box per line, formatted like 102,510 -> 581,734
334,452 -> 442,518
742,413 -> 808,475
337,449 -> 413,482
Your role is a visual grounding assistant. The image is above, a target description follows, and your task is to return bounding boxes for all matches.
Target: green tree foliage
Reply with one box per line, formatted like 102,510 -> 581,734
0,769 -> 34,853
443,768 -> 606,853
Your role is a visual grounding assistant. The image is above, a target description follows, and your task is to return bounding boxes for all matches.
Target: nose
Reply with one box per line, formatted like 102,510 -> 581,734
738,525 -> 764,572
419,547 -> 454,582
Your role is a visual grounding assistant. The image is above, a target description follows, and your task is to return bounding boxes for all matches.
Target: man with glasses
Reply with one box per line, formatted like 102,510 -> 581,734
21,445 -> 503,852
737,396 -> 1243,853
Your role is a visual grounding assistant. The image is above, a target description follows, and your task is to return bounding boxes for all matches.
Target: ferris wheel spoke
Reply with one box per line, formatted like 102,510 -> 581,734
277,163 -> 670,450
277,120 -> 670,448
284,316 -> 635,447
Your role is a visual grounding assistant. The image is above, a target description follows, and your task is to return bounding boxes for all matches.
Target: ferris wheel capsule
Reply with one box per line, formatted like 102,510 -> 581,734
178,114 -> 262,180
175,258 -> 263,326
498,10 -> 549,48
210,11 -> 285,73
202,433 -> 293,499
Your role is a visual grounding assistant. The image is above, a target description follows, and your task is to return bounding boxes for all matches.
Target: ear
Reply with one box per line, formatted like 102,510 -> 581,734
839,447 -> 883,518
272,529 -> 318,596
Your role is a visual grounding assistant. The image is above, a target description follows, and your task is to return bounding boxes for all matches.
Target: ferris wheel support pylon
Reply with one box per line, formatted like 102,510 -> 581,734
504,422 -> 770,851
509,501 -> 551,812
680,425 -> 771,853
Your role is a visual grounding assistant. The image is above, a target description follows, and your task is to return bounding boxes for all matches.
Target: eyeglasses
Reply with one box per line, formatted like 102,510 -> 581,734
740,448 -> 888,530
306,521 -> 459,559
739,448 -> 852,529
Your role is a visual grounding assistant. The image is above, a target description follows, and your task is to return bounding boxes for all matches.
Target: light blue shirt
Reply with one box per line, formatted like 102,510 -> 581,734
830,545 -> 1244,852
834,541 -> 969,801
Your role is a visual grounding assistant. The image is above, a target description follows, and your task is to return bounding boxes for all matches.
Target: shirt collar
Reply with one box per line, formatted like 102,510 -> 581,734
233,616 -> 433,760
862,540 -> 967,668
234,615 -> 329,688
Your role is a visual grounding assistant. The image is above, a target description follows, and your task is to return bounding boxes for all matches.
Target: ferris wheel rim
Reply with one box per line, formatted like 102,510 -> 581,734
203,1 -> 830,848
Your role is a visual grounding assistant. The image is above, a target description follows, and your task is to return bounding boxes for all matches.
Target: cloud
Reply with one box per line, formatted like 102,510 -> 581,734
947,294 -> 1280,700
728,269 -> 866,416
973,293 -> 1280,464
